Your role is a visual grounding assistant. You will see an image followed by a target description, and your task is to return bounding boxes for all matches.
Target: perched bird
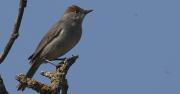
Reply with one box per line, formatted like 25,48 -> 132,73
17,5 -> 93,91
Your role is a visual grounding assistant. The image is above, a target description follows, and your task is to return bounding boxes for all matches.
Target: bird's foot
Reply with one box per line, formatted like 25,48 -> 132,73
52,57 -> 67,61
45,59 -> 57,67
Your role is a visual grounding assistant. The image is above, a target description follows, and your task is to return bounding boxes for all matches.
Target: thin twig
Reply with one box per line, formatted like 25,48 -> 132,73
0,75 -> 8,94
61,79 -> 68,94
0,0 -> 27,63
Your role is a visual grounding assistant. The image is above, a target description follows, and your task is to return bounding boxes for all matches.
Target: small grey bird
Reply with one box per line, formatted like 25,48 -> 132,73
17,5 -> 93,91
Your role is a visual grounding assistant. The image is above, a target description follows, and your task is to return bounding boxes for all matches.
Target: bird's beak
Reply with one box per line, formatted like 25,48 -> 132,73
84,9 -> 93,14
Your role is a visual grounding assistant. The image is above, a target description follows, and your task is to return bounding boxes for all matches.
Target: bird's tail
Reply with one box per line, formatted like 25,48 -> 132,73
17,61 -> 41,91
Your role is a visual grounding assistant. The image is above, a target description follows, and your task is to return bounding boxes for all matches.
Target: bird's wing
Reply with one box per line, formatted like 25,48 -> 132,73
29,21 -> 63,61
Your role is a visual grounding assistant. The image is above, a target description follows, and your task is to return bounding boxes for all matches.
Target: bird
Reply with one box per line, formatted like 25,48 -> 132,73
17,5 -> 93,91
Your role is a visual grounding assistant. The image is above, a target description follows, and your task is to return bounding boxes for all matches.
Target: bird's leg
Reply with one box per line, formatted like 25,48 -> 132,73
44,59 -> 57,67
52,57 -> 67,61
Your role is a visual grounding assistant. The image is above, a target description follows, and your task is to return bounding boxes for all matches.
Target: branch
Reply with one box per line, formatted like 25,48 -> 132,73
16,74 -> 52,94
0,0 -> 27,64
0,75 -> 8,94
16,55 -> 78,94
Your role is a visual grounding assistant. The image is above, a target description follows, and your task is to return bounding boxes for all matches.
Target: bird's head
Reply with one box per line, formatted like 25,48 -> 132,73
63,5 -> 93,23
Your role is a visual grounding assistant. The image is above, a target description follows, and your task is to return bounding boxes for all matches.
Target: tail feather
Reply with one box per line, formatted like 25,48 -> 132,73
26,62 -> 41,78
17,61 -> 41,91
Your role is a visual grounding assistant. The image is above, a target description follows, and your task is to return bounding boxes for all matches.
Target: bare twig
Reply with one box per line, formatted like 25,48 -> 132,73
16,55 -> 78,94
16,74 -> 51,93
0,75 -> 8,94
0,0 -> 27,63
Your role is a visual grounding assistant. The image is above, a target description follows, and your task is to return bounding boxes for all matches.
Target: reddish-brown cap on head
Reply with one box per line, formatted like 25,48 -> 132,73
65,5 -> 93,14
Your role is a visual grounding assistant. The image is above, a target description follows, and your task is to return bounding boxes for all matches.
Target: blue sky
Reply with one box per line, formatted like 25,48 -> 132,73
0,0 -> 180,94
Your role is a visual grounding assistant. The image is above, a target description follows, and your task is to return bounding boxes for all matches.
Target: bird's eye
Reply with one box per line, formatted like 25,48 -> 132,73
75,10 -> 80,13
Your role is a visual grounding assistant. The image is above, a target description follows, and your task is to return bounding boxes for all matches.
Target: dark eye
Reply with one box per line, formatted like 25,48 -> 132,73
75,10 -> 80,13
